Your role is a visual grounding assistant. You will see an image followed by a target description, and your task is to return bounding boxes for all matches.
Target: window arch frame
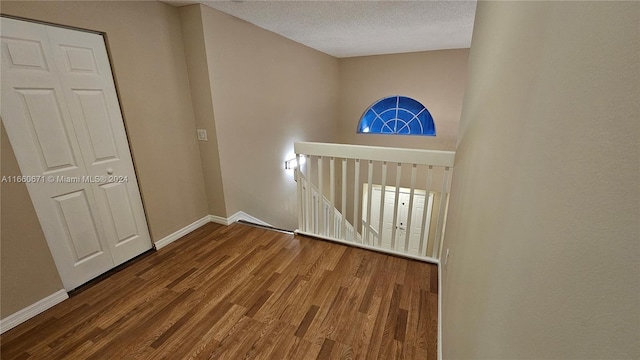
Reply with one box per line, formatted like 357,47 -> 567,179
357,95 -> 436,136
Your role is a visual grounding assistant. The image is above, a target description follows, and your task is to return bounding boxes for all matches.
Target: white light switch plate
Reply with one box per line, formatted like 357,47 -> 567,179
197,129 -> 208,141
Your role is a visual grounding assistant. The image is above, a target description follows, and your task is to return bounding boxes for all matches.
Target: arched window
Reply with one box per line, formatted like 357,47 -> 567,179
357,96 -> 435,136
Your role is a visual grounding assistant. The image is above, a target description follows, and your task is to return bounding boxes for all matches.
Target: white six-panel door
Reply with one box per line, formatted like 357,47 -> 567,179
366,185 -> 434,256
1,17 -> 152,290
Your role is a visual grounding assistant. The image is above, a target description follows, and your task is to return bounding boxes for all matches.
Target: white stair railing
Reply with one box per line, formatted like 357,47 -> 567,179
299,174 -> 360,243
294,142 -> 455,264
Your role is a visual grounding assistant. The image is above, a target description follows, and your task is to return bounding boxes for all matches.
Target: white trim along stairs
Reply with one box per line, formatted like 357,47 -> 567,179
154,211 -> 272,250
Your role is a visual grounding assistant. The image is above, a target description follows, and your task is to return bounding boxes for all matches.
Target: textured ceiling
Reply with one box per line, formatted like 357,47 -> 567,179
167,1 -> 477,58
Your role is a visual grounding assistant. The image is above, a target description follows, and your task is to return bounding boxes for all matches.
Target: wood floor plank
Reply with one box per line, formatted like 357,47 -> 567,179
232,271 -> 281,309
285,266 -> 340,327
334,340 -> 356,360
427,292 -> 439,359
211,304 -> 249,343
240,319 -> 290,359
88,289 -> 196,360
317,338 -> 336,360
245,290 -> 274,318
430,264 -> 439,294
351,295 -> 383,359
154,301 -> 236,359
416,289 -> 432,352
282,335 -> 323,360
0,223 -> 437,360
378,283 -> 403,359
295,305 -> 320,338
45,326 -> 102,360
395,308 -> 409,342
208,315 -> 264,360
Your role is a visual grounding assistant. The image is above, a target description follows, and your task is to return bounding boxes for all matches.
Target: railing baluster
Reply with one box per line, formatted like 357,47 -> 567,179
341,158 -> 347,240
353,159 -> 360,243
439,167 -> 453,259
296,154 -> 304,232
404,164 -> 417,253
391,163 -> 402,251
305,155 -> 312,233
419,165 -> 433,256
329,157 -> 335,238
377,162 -> 387,248
439,209 -> 449,258
365,160 -> 374,245
318,156 -> 324,236
432,167 -> 451,258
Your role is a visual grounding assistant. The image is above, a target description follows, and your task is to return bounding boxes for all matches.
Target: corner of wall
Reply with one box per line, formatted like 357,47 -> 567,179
178,3 -> 228,218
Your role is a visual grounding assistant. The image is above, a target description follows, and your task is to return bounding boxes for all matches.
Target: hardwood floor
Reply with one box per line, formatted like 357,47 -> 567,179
0,223 -> 438,359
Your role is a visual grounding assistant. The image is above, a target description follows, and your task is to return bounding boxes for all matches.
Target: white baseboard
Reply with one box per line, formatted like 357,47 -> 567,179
0,289 -> 68,334
226,211 -> 272,227
155,212 -> 271,250
209,215 -> 230,225
154,215 -> 211,250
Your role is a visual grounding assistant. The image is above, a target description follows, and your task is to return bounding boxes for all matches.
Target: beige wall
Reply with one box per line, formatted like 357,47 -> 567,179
338,49 -> 469,151
179,5 -> 227,217
442,2 -> 639,359
1,126 -> 64,318
0,1 -> 209,318
1,1 -> 209,242
198,5 -> 339,229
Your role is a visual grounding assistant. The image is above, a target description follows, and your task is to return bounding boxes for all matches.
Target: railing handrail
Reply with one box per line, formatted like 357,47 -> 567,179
295,142 -> 455,167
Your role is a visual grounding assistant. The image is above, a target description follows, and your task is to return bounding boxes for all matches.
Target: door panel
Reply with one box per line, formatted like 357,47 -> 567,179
46,25 -> 152,266
53,190 -> 105,263
73,90 -> 119,163
59,45 -> 98,73
407,195 -> 425,254
1,17 -> 152,289
15,88 -> 79,172
382,189 -> 397,249
4,37 -> 48,70
100,182 -> 138,245
396,193 -> 409,251
368,186 -> 382,244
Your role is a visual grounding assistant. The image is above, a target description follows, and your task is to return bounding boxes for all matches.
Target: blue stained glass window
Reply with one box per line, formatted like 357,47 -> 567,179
357,96 -> 435,136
